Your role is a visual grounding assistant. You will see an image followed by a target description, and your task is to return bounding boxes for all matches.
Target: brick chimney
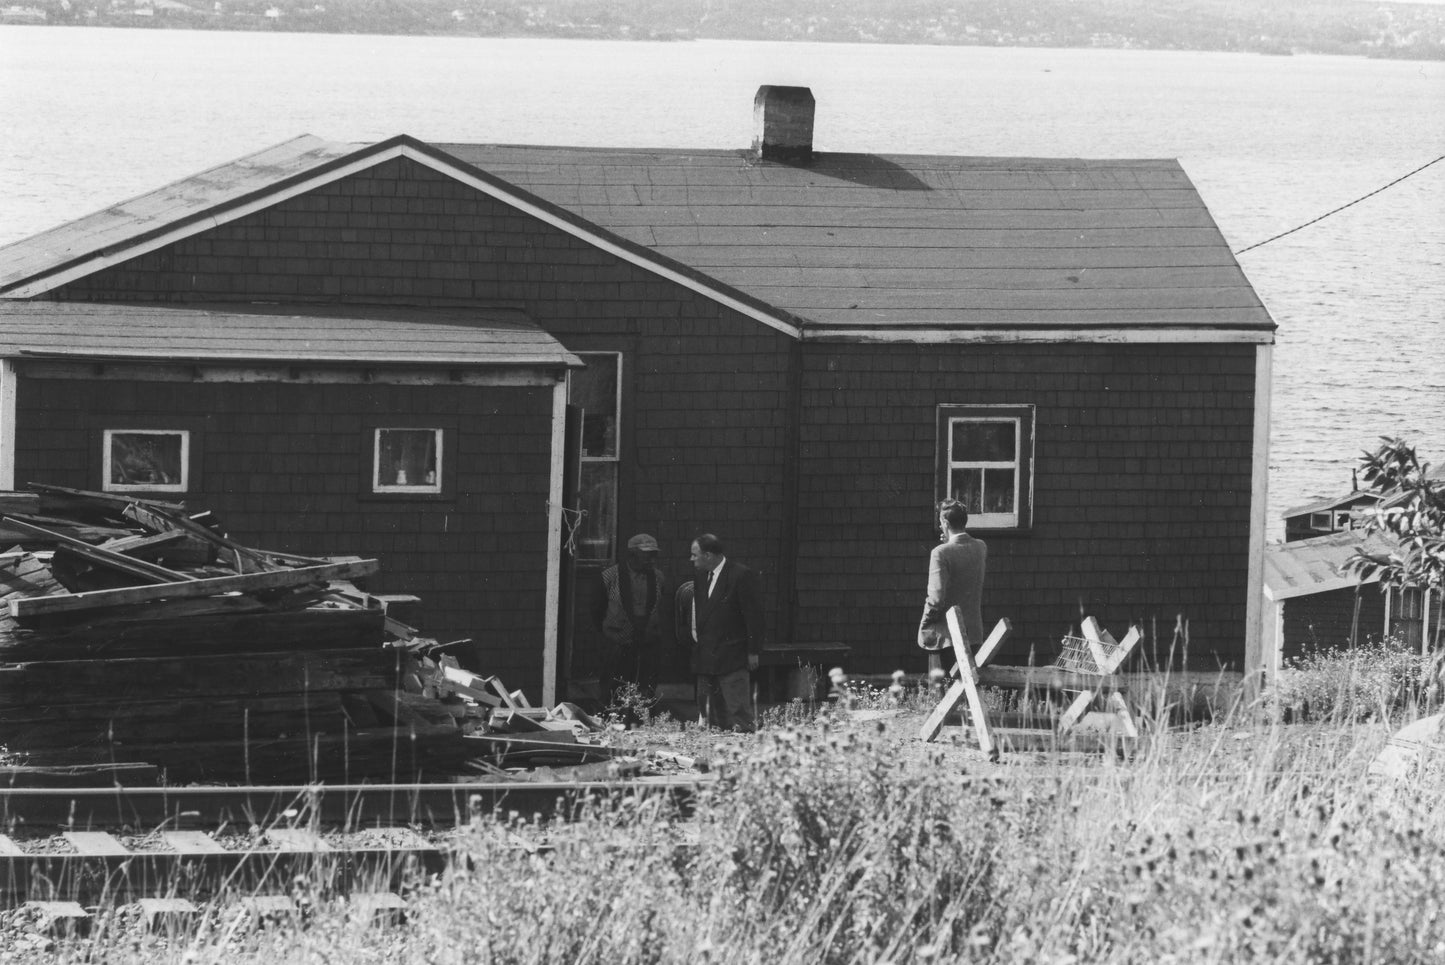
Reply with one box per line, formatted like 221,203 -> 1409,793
752,85 -> 815,163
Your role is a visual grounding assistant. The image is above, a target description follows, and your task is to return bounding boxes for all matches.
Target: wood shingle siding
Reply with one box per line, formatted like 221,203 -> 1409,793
16,375 -> 557,692
792,342 -> 1258,670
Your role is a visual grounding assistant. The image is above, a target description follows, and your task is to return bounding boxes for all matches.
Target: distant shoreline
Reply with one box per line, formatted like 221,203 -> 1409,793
4,22 -> 1443,63
5,2 -> 1442,62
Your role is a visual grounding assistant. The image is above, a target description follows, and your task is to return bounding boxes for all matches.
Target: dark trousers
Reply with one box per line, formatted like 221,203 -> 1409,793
696,668 -> 755,732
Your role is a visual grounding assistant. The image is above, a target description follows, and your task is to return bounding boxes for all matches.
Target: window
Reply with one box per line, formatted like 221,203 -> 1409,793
1309,512 -> 1333,532
569,353 -> 620,562
936,405 -> 1034,530
104,430 -> 189,493
1334,510 -> 1353,532
372,428 -> 443,494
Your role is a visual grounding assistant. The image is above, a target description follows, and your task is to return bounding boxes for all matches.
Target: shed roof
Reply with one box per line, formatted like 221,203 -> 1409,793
1263,530 -> 1399,601
1281,490 -> 1381,520
0,302 -> 581,368
0,134 -> 1275,339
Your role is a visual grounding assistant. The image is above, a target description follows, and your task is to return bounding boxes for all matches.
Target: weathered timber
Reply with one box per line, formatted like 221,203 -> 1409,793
9,726 -> 471,784
0,553 -> 64,602
10,559 -> 380,619
0,517 -> 136,545
0,606 -> 383,661
120,502 -> 284,573
0,649 -> 399,707
0,762 -> 160,787
2,516 -> 195,587
100,530 -> 216,567
975,665 -> 1125,692
0,692 -> 349,749
30,483 -> 185,516
0,494 -> 40,515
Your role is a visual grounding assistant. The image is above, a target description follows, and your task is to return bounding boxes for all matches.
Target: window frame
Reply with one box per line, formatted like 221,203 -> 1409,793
568,352 -> 622,563
371,427 -> 445,495
934,404 -> 1035,532
102,429 -> 191,494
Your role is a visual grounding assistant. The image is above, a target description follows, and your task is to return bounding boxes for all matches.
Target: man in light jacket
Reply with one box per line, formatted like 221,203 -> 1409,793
918,499 -> 987,674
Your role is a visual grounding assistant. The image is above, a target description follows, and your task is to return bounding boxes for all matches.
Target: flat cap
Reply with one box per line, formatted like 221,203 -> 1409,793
627,533 -> 660,552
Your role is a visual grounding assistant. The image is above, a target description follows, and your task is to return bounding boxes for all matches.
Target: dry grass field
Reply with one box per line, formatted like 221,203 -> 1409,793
5,652 -> 1444,965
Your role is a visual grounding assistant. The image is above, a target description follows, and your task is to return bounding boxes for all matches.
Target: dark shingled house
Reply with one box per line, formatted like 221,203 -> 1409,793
0,87 -> 1276,699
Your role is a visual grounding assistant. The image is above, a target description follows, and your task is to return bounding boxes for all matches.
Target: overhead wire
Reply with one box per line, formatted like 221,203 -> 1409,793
1233,153 -> 1445,256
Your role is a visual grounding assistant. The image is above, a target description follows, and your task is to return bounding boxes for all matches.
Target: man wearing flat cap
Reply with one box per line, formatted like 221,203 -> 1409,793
593,533 -> 671,706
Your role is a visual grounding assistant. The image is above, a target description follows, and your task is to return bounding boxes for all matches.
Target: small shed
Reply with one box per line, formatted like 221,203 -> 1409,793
0,300 -> 580,698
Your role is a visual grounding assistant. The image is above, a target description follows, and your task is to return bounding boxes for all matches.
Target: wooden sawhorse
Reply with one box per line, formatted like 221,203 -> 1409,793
918,607 -> 1142,758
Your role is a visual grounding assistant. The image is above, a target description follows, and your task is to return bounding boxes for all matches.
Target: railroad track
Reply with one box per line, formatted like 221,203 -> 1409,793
0,774 -> 708,928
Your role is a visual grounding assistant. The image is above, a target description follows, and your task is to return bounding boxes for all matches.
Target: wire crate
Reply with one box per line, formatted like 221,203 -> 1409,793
1054,633 -> 1120,676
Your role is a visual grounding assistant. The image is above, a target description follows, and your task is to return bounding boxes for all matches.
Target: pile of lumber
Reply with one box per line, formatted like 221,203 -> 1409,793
0,485 -> 468,784
0,485 -> 688,787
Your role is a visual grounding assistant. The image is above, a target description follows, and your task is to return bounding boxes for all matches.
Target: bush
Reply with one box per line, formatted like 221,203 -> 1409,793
1272,636 -> 1436,722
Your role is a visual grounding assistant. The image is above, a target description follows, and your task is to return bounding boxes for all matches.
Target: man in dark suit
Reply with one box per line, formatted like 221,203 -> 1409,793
689,533 -> 764,732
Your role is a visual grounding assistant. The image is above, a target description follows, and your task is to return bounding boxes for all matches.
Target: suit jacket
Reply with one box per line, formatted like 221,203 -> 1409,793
691,559 -> 765,676
919,533 -> 987,651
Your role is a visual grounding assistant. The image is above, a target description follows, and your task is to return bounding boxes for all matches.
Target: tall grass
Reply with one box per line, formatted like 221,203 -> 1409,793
1274,636 -> 1439,723
11,704 -> 1445,964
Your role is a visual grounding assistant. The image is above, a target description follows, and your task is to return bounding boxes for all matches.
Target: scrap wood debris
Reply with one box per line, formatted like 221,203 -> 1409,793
0,484 -> 702,787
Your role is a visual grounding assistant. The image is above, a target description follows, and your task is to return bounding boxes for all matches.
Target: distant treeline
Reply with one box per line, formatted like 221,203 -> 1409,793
17,0 -> 1445,60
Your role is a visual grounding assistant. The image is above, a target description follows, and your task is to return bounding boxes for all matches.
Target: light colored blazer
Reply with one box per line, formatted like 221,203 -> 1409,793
919,533 -> 987,651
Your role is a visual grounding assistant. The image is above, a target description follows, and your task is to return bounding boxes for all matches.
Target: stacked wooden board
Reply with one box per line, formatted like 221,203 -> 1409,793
0,485 -> 468,784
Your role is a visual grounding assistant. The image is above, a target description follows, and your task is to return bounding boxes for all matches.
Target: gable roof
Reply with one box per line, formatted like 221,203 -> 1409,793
438,143 -> 1273,339
0,136 -> 360,297
0,302 -> 581,368
0,134 -> 1275,342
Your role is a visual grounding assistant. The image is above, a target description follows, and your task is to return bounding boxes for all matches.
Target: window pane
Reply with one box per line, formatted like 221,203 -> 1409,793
576,462 -> 617,561
983,468 -> 1016,513
377,429 -> 438,488
950,468 -> 983,513
570,355 -> 618,458
951,420 -> 1015,462
109,432 -> 184,488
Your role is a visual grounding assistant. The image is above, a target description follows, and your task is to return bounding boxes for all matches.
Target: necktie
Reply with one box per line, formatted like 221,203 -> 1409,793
708,569 -> 718,596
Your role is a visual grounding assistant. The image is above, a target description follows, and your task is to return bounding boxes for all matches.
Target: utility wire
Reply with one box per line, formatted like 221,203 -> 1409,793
1233,153 -> 1445,256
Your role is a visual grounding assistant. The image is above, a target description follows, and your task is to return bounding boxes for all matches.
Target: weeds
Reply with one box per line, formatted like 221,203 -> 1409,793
1273,635 -> 1438,723
9,704 -> 1445,964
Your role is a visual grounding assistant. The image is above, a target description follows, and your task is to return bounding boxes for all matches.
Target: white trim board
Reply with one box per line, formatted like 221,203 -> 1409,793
805,326 -> 1275,345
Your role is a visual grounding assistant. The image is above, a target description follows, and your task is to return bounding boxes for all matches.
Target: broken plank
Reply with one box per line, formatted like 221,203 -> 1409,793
2,516 -> 195,585
29,482 -> 185,513
63,831 -> 131,857
10,559 -> 380,619
976,666 -> 1123,692
162,831 -> 227,855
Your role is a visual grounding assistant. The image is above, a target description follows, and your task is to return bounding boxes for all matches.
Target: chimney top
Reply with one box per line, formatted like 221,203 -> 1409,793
752,86 -> 815,164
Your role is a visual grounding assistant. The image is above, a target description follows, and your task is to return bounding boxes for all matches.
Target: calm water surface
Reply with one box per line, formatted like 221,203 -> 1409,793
1,27 -> 1441,537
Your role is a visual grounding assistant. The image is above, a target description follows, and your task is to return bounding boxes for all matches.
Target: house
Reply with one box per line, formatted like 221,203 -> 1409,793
1264,473 -> 1442,669
1281,485 -> 1379,542
0,86 -> 1277,699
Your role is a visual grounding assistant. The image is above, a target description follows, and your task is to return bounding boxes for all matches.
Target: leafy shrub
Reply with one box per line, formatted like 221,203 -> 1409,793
1272,636 -> 1435,722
